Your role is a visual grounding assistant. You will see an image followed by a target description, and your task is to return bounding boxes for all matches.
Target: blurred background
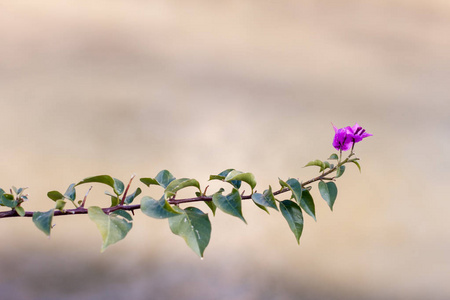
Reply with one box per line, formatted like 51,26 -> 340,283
0,0 -> 449,299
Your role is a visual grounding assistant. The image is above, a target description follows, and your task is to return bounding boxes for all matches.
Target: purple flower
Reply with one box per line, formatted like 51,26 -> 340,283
332,123 -> 372,151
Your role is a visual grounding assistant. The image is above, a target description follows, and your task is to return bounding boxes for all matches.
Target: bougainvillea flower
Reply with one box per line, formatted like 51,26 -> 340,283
346,123 -> 373,143
332,125 -> 353,151
332,123 -> 372,151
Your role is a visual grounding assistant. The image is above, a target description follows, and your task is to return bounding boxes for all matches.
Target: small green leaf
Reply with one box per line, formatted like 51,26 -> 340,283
76,175 -> 124,196
140,170 -> 176,189
350,160 -> 362,172
322,161 -> 331,171
141,196 -> 181,219
328,153 -> 339,160
169,207 -> 211,258
15,187 -> 26,196
105,191 -> 119,206
318,181 -> 338,210
304,160 -> 325,170
47,191 -> 64,201
209,169 -> 241,189
1,193 -> 17,208
164,178 -> 201,199
15,206 -> 25,217
88,207 -> 133,252
32,209 -> 54,236
55,200 -> 66,211
224,170 -> 256,191
140,178 -> 159,187
335,165 -> 345,178
212,189 -> 246,223
64,184 -> 76,201
251,186 -> 278,212
110,196 -> 120,207
280,178 -> 316,221
124,188 -> 142,205
279,200 -> 304,244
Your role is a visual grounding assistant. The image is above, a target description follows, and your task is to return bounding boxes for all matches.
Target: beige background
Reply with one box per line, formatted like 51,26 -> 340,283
0,1 -> 449,299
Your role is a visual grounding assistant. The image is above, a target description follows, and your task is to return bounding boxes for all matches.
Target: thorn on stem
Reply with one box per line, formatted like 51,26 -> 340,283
120,174 -> 137,206
81,186 -> 93,208
203,185 -> 209,196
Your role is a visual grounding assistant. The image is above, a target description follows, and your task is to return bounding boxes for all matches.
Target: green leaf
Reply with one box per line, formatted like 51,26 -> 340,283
64,184 -> 76,201
251,186 -> 278,213
15,187 -> 27,196
32,209 -> 54,236
169,207 -> 211,258
76,175 -> 124,196
141,196 -> 181,219
304,160 -> 325,170
164,178 -> 201,199
209,169 -> 241,189
55,200 -> 66,211
88,207 -> 133,252
350,160 -> 361,172
279,200 -> 304,244
15,206 -> 25,217
141,170 -> 176,189
1,193 -> 17,208
328,153 -> 339,160
205,201 -> 217,216
110,196 -> 120,207
112,209 -> 133,221
140,178 -> 158,187
212,189 -> 246,223
322,161 -> 331,171
335,165 -> 345,178
300,189 -> 315,216
318,181 -> 338,210
124,188 -> 142,205
224,170 -> 256,191
280,178 -> 315,221
47,191 -> 64,201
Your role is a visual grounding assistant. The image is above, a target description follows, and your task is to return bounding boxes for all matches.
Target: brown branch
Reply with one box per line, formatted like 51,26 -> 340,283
0,159 -> 347,219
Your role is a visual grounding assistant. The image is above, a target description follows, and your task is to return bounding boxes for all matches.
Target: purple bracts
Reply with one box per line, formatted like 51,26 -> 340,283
333,123 -> 372,151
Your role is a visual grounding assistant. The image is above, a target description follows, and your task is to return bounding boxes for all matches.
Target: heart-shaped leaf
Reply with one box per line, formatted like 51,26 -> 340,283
251,186 -> 278,213
335,165 -> 345,178
140,170 -> 176,189
279,200 -> 304,244
318,181 -> 338,210
280,178 -> 315,221
124,188 -> 142,205
212,189 -> 246,223
32,209 -> 55,236
77,175 -> 124,196
47,191 -> 64,201
224,170 -> 256,191
88,207 -> 133,252
209,169 -> 241,189
164,178 -> 201,199
169,207 -> 211,258
141,195 -> 181,219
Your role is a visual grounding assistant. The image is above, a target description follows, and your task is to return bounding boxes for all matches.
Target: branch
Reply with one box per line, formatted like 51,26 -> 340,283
0,165 -> 338,219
